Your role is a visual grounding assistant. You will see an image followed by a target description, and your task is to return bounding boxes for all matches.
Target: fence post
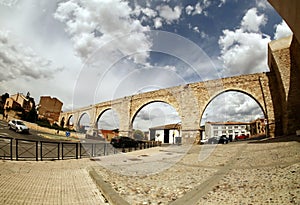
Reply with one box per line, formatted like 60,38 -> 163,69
61,143 -> 64,160
79,143 -> 82,159
92,143 -> 95,157
36,141 -> 38,161
58,142 -> 60,160
76,143 -> 78,159
104,143 -> 107,156
16,139 -> 18,161
40,142 -> 43,161
10,138 -> 13,160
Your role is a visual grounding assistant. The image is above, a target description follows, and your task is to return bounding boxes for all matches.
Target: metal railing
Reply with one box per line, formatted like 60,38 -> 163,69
16,139 -> 38,161
40,141 -> 60,161
0,136 -> 161,161
0,136 -> 117,161
0,136 -> 13,160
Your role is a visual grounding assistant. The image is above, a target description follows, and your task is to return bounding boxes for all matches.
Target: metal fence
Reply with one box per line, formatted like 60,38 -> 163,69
0,136 -> 13,160
0,136 -> 118,161
0,136 -> 161,161
0,136 -> 160,161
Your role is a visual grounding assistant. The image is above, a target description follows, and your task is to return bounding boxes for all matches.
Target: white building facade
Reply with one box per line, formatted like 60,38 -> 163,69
149,123 -> 181,144
205,122 -> 251,141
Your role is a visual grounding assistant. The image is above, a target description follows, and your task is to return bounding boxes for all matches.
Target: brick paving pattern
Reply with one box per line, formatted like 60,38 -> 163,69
0,137 -> 299,204
0,159 -> 107,204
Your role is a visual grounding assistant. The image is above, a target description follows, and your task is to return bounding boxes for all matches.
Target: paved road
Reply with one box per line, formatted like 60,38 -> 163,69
0,120 -> 55,141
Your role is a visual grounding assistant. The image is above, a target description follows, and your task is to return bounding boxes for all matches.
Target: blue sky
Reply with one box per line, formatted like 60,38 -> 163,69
0,0 -> 293,130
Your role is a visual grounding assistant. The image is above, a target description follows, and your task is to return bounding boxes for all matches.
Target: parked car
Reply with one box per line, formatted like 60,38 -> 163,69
200,138 -> 208,144
110,136 -> 138,148
207,135 -> 229,144
235,134 -> 248,140
8,119 -> 29,133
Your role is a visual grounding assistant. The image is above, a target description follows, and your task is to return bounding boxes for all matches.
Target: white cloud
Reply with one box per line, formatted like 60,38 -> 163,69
185,1 -> 210,16
218,8 -> 270,76
156,5 -> 182,24
0,29 -> 62,82
54,0 -> 151,64
193,26 -> 208,39
133,102 -> 180,131
0,0 -> 18,7
193,2 -> 203,15
193,26 -> 200,33
185,5 -> 193,15
141,7 -> 157,18
201,91 -> 264,124
218,0 -> 226,7
274,20 -> 293,40
241,8 -> 267,32
154,17 -> 163,29
256,0 -> 272,9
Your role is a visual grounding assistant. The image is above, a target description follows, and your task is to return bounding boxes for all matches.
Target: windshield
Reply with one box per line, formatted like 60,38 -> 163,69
16,121 -> 25,126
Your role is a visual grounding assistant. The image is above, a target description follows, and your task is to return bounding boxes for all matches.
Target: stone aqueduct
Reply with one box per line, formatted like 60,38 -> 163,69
59,0 -> 300,141
59,73 -> 275,141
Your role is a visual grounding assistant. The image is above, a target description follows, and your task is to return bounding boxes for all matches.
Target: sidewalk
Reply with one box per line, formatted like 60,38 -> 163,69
0,137 -> 299,204
0,159 -> 108,205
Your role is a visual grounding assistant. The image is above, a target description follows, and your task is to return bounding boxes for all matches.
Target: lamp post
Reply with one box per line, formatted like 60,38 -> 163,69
172,131 -> 175,144
173,121 -> 181,145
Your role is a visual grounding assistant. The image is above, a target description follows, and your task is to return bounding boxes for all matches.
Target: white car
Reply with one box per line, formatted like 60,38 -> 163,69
8,119 -> 29,133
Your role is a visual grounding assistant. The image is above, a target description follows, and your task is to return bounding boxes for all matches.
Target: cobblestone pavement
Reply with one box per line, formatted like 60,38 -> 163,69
0,137 -> 299,205
93,137 -> 300,205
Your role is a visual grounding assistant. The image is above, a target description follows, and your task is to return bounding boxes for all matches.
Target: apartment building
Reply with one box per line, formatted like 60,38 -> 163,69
4,93 -> 33,112
205,119 -> 266,141
38,96 -> 63,124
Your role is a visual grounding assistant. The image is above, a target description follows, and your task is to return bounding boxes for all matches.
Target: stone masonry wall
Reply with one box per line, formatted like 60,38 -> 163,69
59,72 -> 276,140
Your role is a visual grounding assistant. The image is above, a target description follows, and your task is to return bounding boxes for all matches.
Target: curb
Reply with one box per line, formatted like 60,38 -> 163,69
89,168 -> 130,205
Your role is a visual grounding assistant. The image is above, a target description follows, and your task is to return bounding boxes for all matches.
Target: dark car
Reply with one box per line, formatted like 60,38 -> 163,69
110,136 -> 138,148
207,136 -> 229,144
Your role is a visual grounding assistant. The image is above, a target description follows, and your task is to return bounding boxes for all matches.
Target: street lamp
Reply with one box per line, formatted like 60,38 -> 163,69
173,121 -> 181,145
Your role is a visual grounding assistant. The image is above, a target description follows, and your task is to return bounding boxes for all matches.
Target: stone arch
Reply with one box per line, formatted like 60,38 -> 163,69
130,100 -> 182,128
96,108 -> 120,130
66,115 -> 74,127
60,117 -> 65,128
200,89 -> 267,123
77,112 -> 90,133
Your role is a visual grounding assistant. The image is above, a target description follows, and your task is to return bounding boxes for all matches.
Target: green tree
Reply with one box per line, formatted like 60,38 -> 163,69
133,129 -> 145,140
25,106 -> 38,123
21,92 -> 37,123
1,93 -> 9,104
